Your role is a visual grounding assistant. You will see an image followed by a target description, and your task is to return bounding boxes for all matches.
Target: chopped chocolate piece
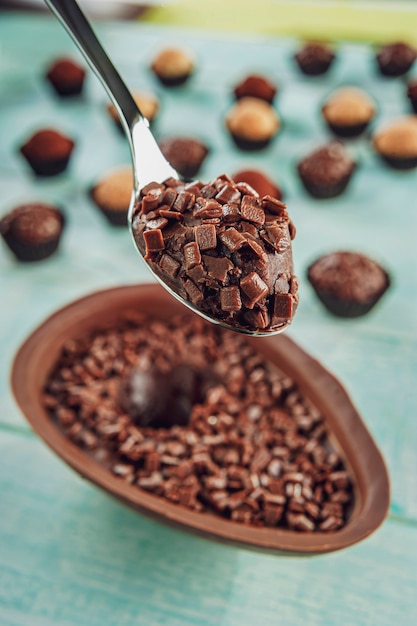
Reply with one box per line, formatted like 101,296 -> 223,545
222,203 -> 241,223
184,279 -> 204,304
262,223 -> 291,253
195,223 -> 217,250
159,209 -> 183,221
143,229 -> 165,258
142,190 -> 162,214
193,199 -> 223,219
162,187 -> 178,207
141,181 -> 164,196
146,217 -> 168,230
240,196 -> 265,225
132,174 -> 298,333
218,227 -> 246,252
159,254 -> 180,278
240,272 -> 269,308
183,241 -> 202,269
220,286 -> 242,311
262,196 -> 287,216
203,255 -> 233,283
187,263 -> 206,283
216,184 -> 241,205
245,241 -> 267,266
173,191 -> 194,213
272,294 -> 295,324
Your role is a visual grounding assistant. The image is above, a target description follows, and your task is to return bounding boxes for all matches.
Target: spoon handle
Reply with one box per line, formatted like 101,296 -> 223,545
44,0 -> 140,137
44,0 -> 177,189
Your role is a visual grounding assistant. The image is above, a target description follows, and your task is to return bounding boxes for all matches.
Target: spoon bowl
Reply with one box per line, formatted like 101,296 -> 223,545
45,0 -> 298,336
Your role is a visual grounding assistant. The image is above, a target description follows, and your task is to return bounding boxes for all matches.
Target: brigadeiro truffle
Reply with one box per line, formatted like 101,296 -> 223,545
406,80 -> 417,113
0,203 -> 65,262
150,47 -> 195,86
131,173 -> 299,334
225,97 -> 281,150
297,141 -> 356,198
307,251 -> 390,318
90,166 -> 133,226
322,87 -> 376,138
233,74 -> 277,104
372,116 -> 417,170
294,41 -> 335,76
19,128 -> 75,177
376,41 -> 417,77
159,137 -> 209,179
46,57 -> 86,97
232,168 -> 283,200
107,91 -> 159,132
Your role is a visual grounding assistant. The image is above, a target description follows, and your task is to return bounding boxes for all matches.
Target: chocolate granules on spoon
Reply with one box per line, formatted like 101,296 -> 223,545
131,174 -> 299,333
43,312 -> 353,532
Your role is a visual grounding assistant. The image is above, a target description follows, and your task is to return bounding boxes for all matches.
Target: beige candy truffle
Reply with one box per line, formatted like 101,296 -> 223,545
151,47 -> 194,86
226,97 -> 280,150
322,87 -> 376,137
372,116 -> 417,169
91,167 -> 134,225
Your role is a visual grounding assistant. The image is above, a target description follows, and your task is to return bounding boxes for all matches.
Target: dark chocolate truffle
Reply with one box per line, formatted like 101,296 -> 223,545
19,128 -> 75,177
307,251 -> 390,317
376,41 -> 417,77
233,74 -> 277,104
46,57 -> 86,97
294,42 -> 335,76
297,142 -> 356,198
0,203 -> 65,262
159,137 -> 209,179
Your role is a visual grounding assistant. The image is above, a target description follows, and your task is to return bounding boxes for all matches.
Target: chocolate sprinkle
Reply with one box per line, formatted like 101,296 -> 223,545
43,312 -> 354,532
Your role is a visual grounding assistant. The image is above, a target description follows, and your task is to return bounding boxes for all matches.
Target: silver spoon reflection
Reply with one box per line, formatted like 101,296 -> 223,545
45,0 -> 296,336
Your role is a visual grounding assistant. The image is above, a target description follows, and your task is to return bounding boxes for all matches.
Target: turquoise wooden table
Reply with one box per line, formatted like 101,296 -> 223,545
1,12 -> 416,626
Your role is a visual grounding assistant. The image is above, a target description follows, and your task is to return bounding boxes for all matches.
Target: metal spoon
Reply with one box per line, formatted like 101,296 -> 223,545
44,0 -> 296,336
